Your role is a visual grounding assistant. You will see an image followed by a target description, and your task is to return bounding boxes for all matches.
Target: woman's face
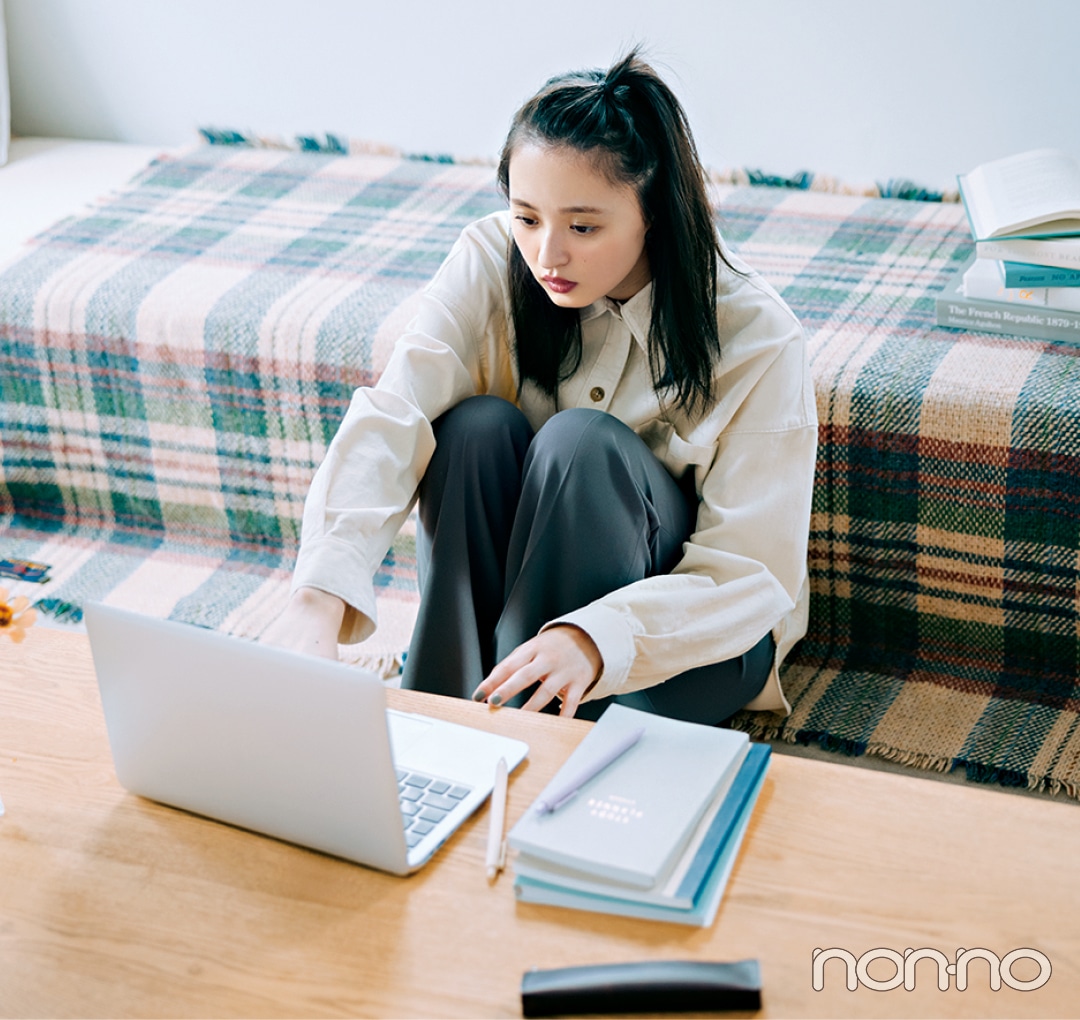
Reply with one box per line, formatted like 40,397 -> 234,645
508,143 -> 650,308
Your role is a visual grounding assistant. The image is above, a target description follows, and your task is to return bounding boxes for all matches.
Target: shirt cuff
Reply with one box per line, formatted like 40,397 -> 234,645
541,603 -> 636,703
291,537 -> 378,644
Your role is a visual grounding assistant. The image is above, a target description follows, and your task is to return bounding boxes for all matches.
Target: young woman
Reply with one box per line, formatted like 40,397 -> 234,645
265,51 -> 817,724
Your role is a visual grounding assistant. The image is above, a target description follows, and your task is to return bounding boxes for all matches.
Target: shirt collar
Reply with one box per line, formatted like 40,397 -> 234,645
579,282 -> 653,346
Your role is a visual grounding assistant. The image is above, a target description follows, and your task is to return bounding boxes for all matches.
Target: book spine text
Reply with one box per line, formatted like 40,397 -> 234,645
937,292 -> 1080,343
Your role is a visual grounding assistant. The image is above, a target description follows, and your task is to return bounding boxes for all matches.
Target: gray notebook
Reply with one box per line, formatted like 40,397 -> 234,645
508,704 -> 747,889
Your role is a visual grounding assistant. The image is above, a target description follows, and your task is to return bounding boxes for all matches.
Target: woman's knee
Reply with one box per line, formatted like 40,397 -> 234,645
430,396 -> 533,470
528,408 -> 635,475
434,395 -> 529,443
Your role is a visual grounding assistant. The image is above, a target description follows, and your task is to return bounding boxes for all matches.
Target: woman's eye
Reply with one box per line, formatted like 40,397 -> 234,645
514,215 -> 538,227
571,225 -> 597,235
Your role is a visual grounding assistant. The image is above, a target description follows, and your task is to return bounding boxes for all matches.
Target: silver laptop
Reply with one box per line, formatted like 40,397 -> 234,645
85,602 -> 528,875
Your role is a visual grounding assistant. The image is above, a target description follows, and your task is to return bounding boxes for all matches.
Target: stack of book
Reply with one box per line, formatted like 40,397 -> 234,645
508,704 -> 770,927
936,148 -> 1080,342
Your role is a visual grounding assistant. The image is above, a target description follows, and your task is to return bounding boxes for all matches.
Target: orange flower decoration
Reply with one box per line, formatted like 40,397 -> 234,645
0,587 -> 36,643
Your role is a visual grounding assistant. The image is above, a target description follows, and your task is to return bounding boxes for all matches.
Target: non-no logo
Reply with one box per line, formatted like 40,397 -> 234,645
812,947 -> 1051,992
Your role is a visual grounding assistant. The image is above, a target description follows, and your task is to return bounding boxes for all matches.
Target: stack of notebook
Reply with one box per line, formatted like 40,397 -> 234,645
508,704 -> 770,927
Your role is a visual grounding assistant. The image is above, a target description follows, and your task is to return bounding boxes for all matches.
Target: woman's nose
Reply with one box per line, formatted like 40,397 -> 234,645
538,230 -> 568,269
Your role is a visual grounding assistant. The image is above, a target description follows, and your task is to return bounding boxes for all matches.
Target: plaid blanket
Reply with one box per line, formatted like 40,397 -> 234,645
719,189 -> 1080,796
0,149 -> 480,662
2,147 -> 1078,796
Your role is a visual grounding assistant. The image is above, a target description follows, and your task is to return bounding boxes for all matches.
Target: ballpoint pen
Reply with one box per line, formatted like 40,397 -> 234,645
534,725 -> 645,815
486,757 -> 508,882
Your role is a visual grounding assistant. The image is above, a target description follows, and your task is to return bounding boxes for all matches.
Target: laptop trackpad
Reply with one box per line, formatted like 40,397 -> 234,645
387,710 -> 433,759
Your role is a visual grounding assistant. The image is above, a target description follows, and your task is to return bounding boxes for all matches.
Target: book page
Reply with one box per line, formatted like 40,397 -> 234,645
970,149 -> 1080,236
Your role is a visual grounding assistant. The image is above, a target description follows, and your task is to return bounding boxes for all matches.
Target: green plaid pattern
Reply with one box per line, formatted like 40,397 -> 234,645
2,148 -> 1078,795
0,148 -> 485,654
718,190 -> 1080,795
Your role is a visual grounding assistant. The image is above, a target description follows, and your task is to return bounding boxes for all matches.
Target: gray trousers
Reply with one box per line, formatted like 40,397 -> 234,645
400,395 -> 772,724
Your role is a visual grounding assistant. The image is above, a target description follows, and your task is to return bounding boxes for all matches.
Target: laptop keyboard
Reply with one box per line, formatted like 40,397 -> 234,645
396,768 -> 472,849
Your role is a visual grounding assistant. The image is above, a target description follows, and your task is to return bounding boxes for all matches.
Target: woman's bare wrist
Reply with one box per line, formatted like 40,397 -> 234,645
290,587 -> 346,625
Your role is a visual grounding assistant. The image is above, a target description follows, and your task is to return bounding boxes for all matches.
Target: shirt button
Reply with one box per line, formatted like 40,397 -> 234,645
590,386 -> 605,402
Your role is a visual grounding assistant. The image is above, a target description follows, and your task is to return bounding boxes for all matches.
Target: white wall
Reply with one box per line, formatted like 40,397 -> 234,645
6,0 -> 1080,190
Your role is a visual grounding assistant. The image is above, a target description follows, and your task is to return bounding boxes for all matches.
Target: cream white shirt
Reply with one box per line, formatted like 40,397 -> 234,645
293,211 -> 817,712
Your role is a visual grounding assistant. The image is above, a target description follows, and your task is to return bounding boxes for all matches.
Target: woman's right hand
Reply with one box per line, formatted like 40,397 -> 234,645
260,587 -> 346,660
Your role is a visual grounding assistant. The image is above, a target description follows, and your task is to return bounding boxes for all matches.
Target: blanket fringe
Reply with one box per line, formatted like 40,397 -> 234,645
195,128 -> 958,202
728,717 -> 1080,800
1035,774 -> 1080,799
708,166 -> 958,202
338,648 -> 404,683
864,742 -> 955,775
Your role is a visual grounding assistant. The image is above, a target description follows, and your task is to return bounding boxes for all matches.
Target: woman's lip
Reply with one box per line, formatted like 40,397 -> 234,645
542,275 -> 577,294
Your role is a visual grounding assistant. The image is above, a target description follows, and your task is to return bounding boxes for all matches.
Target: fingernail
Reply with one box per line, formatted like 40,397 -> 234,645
471,688 -> 486,702
489,693 -> 503,707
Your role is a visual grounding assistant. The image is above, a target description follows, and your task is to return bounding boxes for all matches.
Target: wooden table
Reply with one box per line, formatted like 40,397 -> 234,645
2,628 -> 1078,1018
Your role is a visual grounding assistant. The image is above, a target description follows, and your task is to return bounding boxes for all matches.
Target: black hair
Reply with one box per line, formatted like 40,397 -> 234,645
497,49 -> 730,416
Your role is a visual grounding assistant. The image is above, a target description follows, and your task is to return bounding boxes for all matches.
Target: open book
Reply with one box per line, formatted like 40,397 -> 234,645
958,149 -> 1080,241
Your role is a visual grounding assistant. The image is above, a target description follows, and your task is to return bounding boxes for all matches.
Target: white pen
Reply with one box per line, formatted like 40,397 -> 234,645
485,757 -> 508,882
534,726 -> 646,815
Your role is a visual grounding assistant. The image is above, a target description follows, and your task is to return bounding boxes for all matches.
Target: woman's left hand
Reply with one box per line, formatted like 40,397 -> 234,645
474,625 -> 602,718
